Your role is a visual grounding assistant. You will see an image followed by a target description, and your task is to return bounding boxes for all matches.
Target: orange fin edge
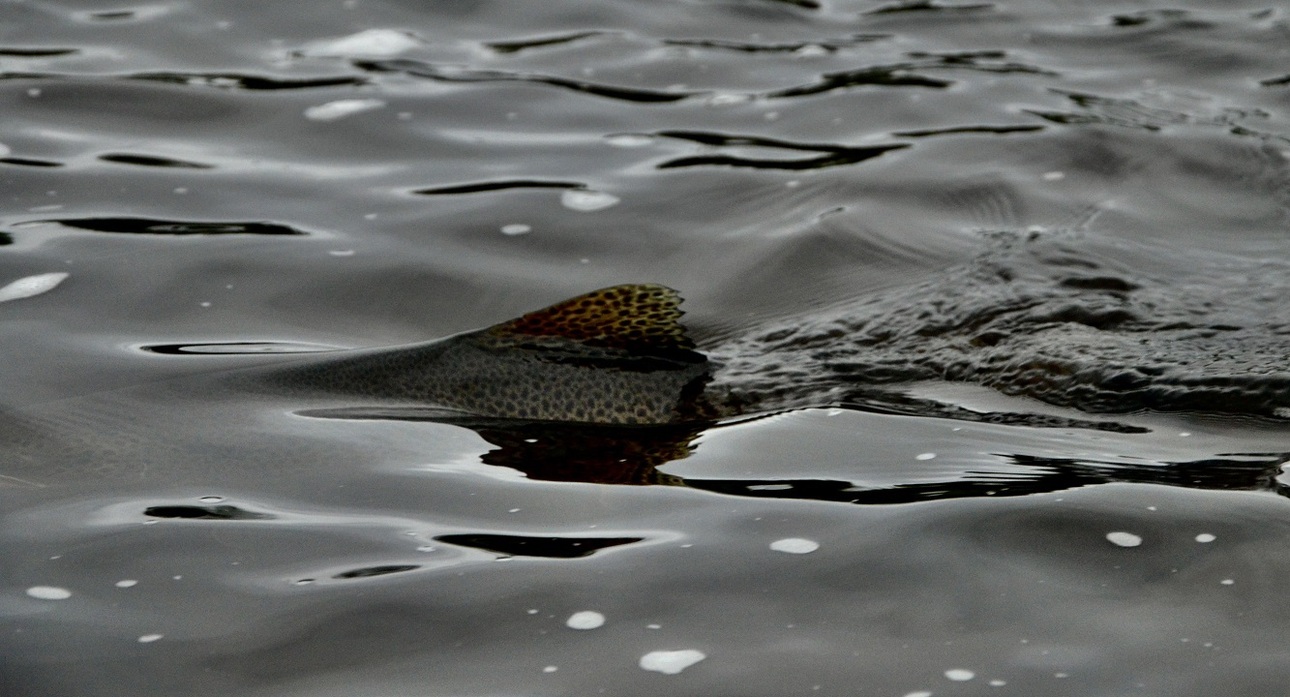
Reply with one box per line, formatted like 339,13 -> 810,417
486,284 -> 696,351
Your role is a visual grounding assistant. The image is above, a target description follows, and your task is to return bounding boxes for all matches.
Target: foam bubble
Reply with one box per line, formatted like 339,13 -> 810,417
26,586 -> 71,600
501,224 -> 532,236
639,649 -> 706,674
0,272 -> 69,303
304,99 -> 386,121
945,669 -> 975,681
1195,533 -> 1216,543
770,538 -> 820,554
566,611 -> 605,630
1106,531 -> 1142,547
561,190 -> 619,212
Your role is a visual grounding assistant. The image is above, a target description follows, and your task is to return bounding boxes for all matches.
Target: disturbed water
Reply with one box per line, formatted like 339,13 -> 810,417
4,1 -> 1290,695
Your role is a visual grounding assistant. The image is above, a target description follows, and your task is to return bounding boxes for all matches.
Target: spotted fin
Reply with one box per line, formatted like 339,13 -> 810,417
485,284 -> 696,351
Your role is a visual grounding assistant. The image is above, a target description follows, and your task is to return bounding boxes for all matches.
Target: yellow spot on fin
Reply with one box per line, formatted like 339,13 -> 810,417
487,284 -> 696,351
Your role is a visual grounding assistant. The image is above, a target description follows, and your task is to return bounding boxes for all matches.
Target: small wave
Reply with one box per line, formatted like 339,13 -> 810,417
353,58 -> 695,103
485,31 -> 609,54
144,504 -> 275,520
0,47 -> 78,57
655,130 -> 909,170
865,0 -> 994,14
98,153 -> 213,169
16,217 -> 309,236
435,533 -> 644,558
413,179 -> 586,196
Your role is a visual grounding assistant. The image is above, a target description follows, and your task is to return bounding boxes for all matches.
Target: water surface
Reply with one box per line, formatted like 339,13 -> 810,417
3,1 -> 1290,695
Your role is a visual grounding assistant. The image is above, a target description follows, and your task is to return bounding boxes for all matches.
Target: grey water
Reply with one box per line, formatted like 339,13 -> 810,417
4,1 -> 1290,695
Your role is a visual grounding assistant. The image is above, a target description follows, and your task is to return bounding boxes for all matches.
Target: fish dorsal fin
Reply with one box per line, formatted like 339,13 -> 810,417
486,284 -> 696,352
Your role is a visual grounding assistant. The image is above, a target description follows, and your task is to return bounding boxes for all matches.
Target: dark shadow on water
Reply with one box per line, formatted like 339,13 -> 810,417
654,130 -> 910,171
98,153 -> 213,169
296,406 -> 1290,505
434,533 -> 643,558
144,504 -> 275,520
865,0 -> 994,14
0,48 -> 79,57
141,341 -> 343,355
17,217 -> 309,236
688,452 -> 1290,505
333,564 -> 420,579
352,59 -> 696,103
0,157 -> 63,168
412,179 -> 585,196
485,31 -> 608,55
131,72 -> 368,91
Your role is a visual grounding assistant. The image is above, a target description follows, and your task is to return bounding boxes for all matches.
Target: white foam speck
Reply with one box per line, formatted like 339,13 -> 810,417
770,538 -> 819,554
543,665 -> 558,673
903,692 -> 933,697
115,580 -> 138,588
198,496 -> 224,503
1042,171 -> 1065,181
304,99 -> 386,121
301,29 -> 421,58
328,249 -> 356,257
0,272 -> 69,303
605,134 -> 654,148
915,452 -> 937,461
639,649 -> 706,674
0,142 -> 9,157
566,610 -> 605,630
137,634 -> 163,643
988,679 -> 1006,686
561,189 -> 619,212
1195,533 -> 1216,543
26,586 -> 71,600
501,223 -> 531,236
945,669 -> 975,681
1221,578 -> 1234,585
1179,431 -> 1192,437
1106,531 -> 1142,547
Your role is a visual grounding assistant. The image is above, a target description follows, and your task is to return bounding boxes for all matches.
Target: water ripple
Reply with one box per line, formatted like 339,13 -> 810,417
98,153 -> 213,169
353,58 -> 696,103
655,130 -> 909,170
16,217 -> 308,236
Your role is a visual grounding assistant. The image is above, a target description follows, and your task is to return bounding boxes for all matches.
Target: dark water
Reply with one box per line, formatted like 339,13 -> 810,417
4,1 -> 1290,695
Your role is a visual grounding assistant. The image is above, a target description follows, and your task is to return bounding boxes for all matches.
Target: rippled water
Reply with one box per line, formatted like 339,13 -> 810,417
4,1 -> 1290,695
